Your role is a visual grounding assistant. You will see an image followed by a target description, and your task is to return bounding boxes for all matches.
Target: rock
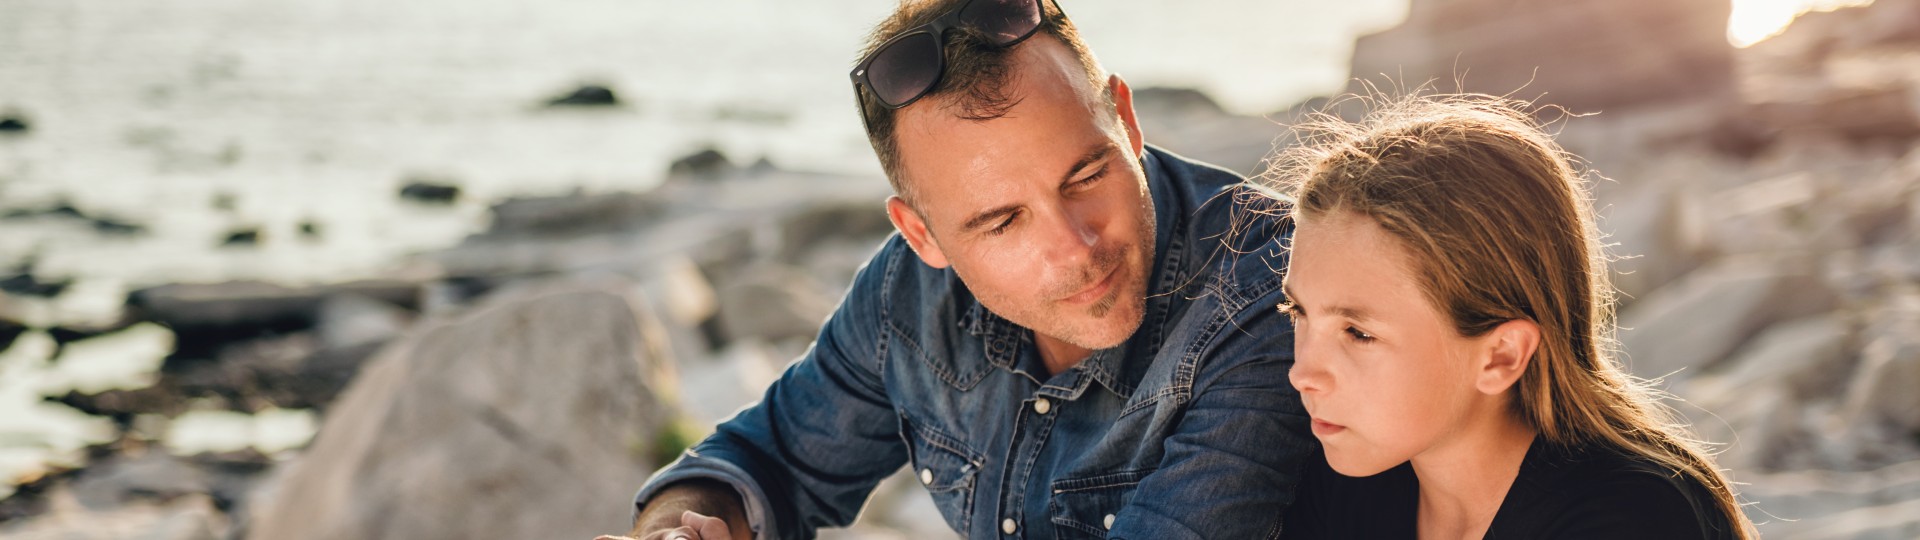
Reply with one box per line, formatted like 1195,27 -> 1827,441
1839,302 -> 1920,435
1753,84 -> 1920,140
482,190 -> 662,238
314,294 -> 411,351
1739,459 -> 1920,539
398,180 -> 460,204
0,115 -> 28,133
0,201 -> 148,235
1132,87 -> 1228,119
0,491 -> 227,540
1,316 -> 26,353
1689,313 -> 1854,401
1348,0 -> 1735,112
677,339 -> 782,427
296,220 -> 321,239
219,229 -> 259,247
1601,183 -> 1708,301
711,264 -> 835,347
127,280 -> 422,360
0,271 -> 70,299
244,282 -> 676,540
1616,258 -> 1841,383
666,148 -> 737,182
775,200 -> 895,262
67,450 -> 209,508
545,84 -> 621,107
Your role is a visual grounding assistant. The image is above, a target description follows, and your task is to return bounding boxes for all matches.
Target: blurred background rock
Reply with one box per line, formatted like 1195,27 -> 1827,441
1,0 -> 1916,538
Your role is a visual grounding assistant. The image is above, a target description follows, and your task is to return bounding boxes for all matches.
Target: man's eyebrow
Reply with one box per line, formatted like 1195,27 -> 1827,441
1060,144 -> 1116,186
962,204 -> 1021,232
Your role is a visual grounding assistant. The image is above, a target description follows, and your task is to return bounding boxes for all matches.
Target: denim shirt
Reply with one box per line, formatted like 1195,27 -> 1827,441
634,145 -> 1311,540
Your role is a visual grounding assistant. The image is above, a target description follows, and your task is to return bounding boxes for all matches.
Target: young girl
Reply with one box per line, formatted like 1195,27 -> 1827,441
1267,95 -> 1754,539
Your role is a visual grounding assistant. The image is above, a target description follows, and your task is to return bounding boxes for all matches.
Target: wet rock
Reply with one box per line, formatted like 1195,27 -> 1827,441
245,281 -> 675,540
296,220 -> 321,239
219,229 -> 259,247
127,280 -> 421,361
1616,258 -> 1841,383
545,84 -> 621,107
1,316 -> 26,353
0,117 -> 27,133
398,180 -> 460,204
0,201 -> 148,236
482,190 -> 662,238
666,148 -> 737,182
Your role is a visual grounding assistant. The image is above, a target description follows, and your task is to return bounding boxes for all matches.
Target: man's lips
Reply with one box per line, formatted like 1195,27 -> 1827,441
1311,418 -> 1347,437
1061,265 -> 1119,304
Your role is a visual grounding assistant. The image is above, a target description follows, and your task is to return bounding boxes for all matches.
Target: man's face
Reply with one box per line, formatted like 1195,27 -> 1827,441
888,35 -> 1154,352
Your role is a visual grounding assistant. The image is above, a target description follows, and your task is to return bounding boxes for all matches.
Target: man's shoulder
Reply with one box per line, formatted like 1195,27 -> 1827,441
1147,145 -> 1295,311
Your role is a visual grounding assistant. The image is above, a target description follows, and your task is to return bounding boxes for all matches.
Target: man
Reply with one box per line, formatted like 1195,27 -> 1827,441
607,1 -> 1308,538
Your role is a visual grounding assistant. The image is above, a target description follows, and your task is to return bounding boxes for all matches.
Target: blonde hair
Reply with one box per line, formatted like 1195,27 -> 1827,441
1263,93 -> 1754,537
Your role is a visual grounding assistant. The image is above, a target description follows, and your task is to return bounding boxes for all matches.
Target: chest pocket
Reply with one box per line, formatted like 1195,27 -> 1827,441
898,413 -> 982,537
1048,469 -> 1152,539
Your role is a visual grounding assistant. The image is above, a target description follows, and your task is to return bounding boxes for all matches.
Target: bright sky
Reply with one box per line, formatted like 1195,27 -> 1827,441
1730,0 -> 1876,46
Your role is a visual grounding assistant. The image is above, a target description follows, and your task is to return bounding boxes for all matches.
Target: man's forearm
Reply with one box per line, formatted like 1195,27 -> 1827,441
631,478 -> 753,540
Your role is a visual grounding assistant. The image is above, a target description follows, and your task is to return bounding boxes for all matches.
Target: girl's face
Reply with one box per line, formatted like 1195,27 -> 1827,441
1282,211 -> 1490,477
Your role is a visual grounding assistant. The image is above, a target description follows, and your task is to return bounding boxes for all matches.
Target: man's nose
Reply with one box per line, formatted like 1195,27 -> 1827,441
1043,203 -> 1102,266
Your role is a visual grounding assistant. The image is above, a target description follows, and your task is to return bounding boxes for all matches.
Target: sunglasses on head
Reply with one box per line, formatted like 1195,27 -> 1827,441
850,0 -> 1062,113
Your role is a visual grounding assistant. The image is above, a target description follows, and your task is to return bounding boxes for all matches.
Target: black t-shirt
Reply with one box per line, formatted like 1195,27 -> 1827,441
1283,439 -> 1739,539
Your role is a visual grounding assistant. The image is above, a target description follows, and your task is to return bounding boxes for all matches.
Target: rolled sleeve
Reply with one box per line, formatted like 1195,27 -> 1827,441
630,237 -> 910,540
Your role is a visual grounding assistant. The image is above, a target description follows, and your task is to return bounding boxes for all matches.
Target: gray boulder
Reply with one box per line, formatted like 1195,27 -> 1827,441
244,281 -> 676,540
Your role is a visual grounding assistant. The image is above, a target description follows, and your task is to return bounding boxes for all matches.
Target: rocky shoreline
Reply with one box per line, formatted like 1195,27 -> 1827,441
4,1 -> 1920,538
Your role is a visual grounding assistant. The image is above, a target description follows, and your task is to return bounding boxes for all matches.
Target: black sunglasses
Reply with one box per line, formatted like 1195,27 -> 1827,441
849,0 -> 1061,112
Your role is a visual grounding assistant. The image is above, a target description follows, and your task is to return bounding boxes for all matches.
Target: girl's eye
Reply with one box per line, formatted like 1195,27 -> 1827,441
1345,326 -> 1375,343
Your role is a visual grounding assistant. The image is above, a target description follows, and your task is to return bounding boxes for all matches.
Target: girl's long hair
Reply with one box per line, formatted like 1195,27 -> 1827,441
1263,93 -> 1755,537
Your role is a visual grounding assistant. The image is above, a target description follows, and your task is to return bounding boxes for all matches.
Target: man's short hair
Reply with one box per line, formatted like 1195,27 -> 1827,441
856,0 -> 1110,206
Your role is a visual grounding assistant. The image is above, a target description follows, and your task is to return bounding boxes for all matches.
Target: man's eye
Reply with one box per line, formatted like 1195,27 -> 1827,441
1070,166 -> 1109,190
1345,326 -> 1375,343
984,213 -> 1017,236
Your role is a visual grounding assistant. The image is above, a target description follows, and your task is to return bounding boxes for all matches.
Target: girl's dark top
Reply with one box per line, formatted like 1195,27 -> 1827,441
1282,438 -> 1740,539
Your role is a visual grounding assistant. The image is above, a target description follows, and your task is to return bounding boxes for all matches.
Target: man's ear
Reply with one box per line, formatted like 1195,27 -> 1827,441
886,195 -> 951,269
1108,74 -> 1144,158
1475,319 -> 1540,396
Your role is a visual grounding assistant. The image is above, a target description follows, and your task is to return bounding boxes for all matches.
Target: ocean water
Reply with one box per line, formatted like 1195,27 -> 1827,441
0,0 -> 1407,496
0,0 -> 1407,286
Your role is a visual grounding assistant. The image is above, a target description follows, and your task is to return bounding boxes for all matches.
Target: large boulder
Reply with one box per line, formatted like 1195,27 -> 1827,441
1347,0 -> 1735,113
1616,257 -> 1840,383
244,281 -> 676,539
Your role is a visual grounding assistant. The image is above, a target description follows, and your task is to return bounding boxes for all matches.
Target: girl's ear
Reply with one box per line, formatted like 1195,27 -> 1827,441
1475,319 -> 1540,395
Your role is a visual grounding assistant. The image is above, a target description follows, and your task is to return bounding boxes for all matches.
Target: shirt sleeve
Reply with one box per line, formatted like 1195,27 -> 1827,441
1105,282 -> 1316,540
632,238 -> 910,540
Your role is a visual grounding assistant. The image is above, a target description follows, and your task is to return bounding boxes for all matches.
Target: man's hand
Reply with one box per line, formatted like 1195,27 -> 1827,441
596,510 -> 736,540
611,479 -> 751,540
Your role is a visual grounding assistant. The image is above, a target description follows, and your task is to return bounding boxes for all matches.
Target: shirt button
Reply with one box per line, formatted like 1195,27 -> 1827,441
919,468 -> 933,485
1002,518 -> 1018,534
1033,397 -> 1052,415
1104,514 -> 1116,529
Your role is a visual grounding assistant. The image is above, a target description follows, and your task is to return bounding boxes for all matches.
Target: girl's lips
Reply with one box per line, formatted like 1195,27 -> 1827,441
1311,418 -> 1346,436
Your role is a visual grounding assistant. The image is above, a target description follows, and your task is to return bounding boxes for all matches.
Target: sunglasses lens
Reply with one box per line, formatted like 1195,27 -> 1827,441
868,32 -> 943,107
958,0 -> 1042,45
